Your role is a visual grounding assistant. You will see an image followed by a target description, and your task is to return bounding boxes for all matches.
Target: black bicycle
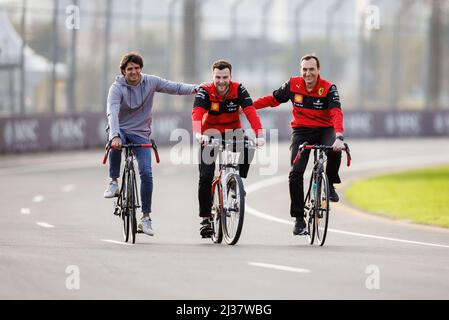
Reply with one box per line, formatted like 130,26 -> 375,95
208,137 -> 257,245
103,140 -> 160,244
294,142 -> 351,246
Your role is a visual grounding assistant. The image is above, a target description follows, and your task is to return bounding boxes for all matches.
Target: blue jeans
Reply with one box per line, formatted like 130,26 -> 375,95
109,132 -> 153,214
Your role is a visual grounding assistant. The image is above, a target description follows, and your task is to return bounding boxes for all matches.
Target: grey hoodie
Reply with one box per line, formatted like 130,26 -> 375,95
107,74 -> 196,140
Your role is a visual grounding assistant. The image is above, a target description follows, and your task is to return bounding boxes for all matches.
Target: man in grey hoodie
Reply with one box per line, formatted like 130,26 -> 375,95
104,52 -> 198,236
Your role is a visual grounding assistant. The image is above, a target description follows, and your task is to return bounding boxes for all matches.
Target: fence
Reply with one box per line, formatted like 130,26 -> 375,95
0,0 -> 448,118
1,110 -> 449,153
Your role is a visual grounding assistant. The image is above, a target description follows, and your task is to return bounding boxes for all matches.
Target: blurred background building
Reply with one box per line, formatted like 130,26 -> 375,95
0,0 -> 448,152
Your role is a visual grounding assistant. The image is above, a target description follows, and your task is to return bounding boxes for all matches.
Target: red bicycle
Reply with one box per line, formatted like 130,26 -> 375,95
209,137 -> 257,245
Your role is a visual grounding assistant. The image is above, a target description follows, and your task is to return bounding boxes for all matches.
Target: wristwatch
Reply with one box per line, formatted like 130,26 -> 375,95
336,136 -> 344,141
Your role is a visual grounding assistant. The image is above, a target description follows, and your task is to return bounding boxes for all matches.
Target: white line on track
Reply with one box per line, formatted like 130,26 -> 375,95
32,195 -> 44,203
327,228 -> 449,249
36,222 -> 55,228
248,262 -> 311,273
21,208 -> 31,215
246,176 -> 449,249
101,239 -> 133,246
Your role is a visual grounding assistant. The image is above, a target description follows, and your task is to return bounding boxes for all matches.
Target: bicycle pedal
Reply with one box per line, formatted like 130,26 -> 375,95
200,228 -> 213,238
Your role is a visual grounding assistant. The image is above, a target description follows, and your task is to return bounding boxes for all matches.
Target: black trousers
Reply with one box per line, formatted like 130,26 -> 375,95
289,127 -> 342,219
198,135 -> 254,218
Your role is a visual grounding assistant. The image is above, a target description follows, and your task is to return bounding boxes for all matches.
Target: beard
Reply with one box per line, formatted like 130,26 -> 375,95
217,83 -> 229,94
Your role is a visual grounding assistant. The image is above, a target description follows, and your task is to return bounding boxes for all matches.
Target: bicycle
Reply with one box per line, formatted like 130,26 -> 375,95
208,137 -> 257,245
102,139 -> 160,244
294,142 -> 351,246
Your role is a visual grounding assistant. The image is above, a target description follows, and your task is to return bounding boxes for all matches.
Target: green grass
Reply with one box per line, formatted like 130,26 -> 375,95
345,165 -> 449,228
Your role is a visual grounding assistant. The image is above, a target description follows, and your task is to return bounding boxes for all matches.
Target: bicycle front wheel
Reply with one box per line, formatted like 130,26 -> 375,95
122,174 -> 130,242
211,180 -> 223,244
128,171 -> 137,244
222,174 -> 245,245
315,172 -> 330,246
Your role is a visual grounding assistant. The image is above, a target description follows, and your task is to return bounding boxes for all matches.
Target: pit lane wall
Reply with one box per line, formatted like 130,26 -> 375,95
1,110 -> 449,153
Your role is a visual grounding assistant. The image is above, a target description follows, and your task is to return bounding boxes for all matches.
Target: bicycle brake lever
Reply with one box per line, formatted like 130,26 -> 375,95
102,140 -> 113,165
344,143 -> 351,167
151,139 -> 161,164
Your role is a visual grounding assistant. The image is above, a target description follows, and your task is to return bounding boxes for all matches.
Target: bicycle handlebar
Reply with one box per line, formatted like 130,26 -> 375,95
293,141 -> 352,167
102,139 -> 160,165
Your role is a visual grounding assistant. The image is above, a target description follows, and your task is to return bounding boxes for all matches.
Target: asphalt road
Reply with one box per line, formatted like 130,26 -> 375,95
1,138 -> 449,299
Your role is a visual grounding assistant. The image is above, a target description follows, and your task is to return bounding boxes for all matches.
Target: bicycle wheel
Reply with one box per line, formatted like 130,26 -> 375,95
315,172 -> 330,246
222,174 -> 245,245
304,175 -> 315,245
122,173 -> 130,242
128,171 -> 137,244
211,180 -> 223,244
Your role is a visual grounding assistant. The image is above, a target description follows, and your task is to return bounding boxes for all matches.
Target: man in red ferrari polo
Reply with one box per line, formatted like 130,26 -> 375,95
192,59 -> 264,238
253,54 -> 345,236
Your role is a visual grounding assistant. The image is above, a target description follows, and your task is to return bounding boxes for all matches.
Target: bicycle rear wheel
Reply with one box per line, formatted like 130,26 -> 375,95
211,180 -> 223,244
315,173 -> 330,246
222,174 -> 245,245
128,171 -> 137,244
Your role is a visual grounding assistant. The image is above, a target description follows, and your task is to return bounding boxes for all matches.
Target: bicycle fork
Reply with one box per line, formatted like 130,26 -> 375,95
220,170 -> 238,217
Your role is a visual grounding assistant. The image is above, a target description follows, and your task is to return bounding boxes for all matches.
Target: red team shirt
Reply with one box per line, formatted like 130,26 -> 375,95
192,81 -> 263,136
253,76 -> 344,133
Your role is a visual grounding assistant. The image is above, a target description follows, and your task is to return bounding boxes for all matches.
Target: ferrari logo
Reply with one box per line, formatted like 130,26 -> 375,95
294,94 -> 303,103
211,102 -> 219,111
318,87 -> 324,96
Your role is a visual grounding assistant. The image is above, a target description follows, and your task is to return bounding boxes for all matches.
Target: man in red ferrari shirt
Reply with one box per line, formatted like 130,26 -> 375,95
253,54 -> 345,236
192,59 -> 264,238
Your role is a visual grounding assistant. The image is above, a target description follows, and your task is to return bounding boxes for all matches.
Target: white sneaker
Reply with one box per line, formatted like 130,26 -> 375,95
104,181 -> 119,198
139,217 -> 154,236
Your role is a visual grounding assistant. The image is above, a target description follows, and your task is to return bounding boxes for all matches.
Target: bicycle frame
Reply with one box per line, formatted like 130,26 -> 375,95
308,148 -> 326,209
210,138 -> 253,214
117,148 -> 140,212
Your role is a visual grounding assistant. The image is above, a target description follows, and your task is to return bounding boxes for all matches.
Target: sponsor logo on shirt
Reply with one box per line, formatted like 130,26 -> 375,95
318,87 -> 324,96
211,102 -> 220,111
313,99 -> 324,109
226,101 -> 239,112
294,94 -> 303,103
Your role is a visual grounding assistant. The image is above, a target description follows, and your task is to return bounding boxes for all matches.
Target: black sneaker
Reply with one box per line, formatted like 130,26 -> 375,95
200,218 -> 213,238
293,219 -> 308,236
329,184 -> 339,202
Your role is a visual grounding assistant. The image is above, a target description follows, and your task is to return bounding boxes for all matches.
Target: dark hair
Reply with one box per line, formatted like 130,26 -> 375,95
300,54 -> 320,69
120,52 -> 144,75
212,59 -> 232,74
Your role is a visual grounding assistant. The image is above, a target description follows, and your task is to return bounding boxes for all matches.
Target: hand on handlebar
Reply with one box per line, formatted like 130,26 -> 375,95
111,136 -> 122,150
332,138 -> 344,152
255,137 -> 265,147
